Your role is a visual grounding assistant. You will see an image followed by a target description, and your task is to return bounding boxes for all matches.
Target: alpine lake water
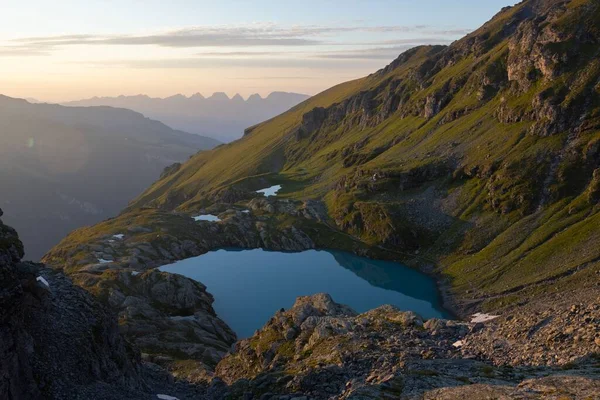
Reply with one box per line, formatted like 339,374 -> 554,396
159,248 -> 450,338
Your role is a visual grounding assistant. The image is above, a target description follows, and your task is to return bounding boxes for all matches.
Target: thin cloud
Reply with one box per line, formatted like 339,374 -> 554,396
230,76 -> 317,80
197,51 -> 283,57
0,44 -> 53,57
350,37 -> 454,46
9,23 -> 471,51
314,45 -> 416,60
12,34 -> 98,43
77,56 -> 387,70
74,37 -> 455,69
314,39 -> 453,60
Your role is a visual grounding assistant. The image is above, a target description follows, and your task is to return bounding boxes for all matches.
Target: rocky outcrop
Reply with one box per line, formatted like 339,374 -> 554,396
244,124 -> 259,136
247,198 -> 328,222
335,161 -> 452,195
209,187 -> 256,204
214,294 -> 600,399
215,294 -> 474,398
424,376 -> 600,400
0,209 -> 144,399
294,107 -> 328,139
96,269 -> 237,371
587,168 -> 600,204
47,208 -> 317,272
291,85 -> 403,144
288,0 -> 597,148
505,2 -> 572,92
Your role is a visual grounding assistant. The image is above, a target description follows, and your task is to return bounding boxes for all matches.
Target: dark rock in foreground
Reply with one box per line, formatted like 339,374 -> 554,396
0,209 -> 143,399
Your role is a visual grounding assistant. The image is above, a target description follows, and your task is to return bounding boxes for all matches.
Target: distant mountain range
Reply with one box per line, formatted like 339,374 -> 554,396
0,95 -> 220,260
64,91 -> 311,142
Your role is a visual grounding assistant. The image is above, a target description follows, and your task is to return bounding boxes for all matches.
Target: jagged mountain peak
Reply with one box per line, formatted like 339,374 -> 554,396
209,92 -> 230,100
247,93 -> 263,102
165,93 -> 187,101
190,92 -> 205,99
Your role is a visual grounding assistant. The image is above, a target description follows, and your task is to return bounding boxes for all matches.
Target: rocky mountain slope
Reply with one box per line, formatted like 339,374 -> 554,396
64,92 -> 310,143
0,95 -> 220,260
41,0 -> 600,397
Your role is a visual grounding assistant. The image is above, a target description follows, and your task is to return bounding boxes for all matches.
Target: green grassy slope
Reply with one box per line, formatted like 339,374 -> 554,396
47,0 -> 600,313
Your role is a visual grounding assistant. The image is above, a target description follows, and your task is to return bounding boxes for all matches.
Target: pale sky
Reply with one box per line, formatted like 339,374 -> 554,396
0,0 -> 515,102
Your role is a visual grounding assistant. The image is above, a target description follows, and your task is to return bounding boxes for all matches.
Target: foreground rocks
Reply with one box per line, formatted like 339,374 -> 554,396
85,268 -> 236,375
461,288 -> 600,367
212,294 -> 600,399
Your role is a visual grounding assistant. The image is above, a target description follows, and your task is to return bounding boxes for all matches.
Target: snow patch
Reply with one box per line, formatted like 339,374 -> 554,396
471,313 -> 499,323
193,214 -> 221,222
36,276 -> 50,288
131,271 -> 140,276
113,234 -> 125,240
256,184 -> 282,197
157,395 -> 179,400
98,259 -> 113,264
242,209 -> 251,214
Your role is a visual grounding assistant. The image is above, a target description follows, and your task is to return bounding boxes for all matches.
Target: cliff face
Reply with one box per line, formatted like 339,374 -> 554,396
0,208 -> 143,399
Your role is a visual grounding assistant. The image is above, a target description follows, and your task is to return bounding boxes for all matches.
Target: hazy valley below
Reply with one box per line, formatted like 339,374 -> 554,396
0,95 -> 220,260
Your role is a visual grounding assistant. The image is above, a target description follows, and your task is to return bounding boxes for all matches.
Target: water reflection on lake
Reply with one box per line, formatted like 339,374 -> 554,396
160,248 -> 449,338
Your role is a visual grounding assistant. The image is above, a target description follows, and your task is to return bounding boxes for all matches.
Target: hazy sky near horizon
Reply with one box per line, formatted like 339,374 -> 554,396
0,1 -> 515,102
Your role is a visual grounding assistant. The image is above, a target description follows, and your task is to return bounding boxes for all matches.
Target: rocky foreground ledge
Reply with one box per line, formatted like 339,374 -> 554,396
205,293 -> 600,399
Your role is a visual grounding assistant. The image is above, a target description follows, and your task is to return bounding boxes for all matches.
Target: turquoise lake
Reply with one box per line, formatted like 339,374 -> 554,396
159,248 -> 450,338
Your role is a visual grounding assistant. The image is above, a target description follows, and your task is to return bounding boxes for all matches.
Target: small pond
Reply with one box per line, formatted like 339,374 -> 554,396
160,248 -> 449,338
